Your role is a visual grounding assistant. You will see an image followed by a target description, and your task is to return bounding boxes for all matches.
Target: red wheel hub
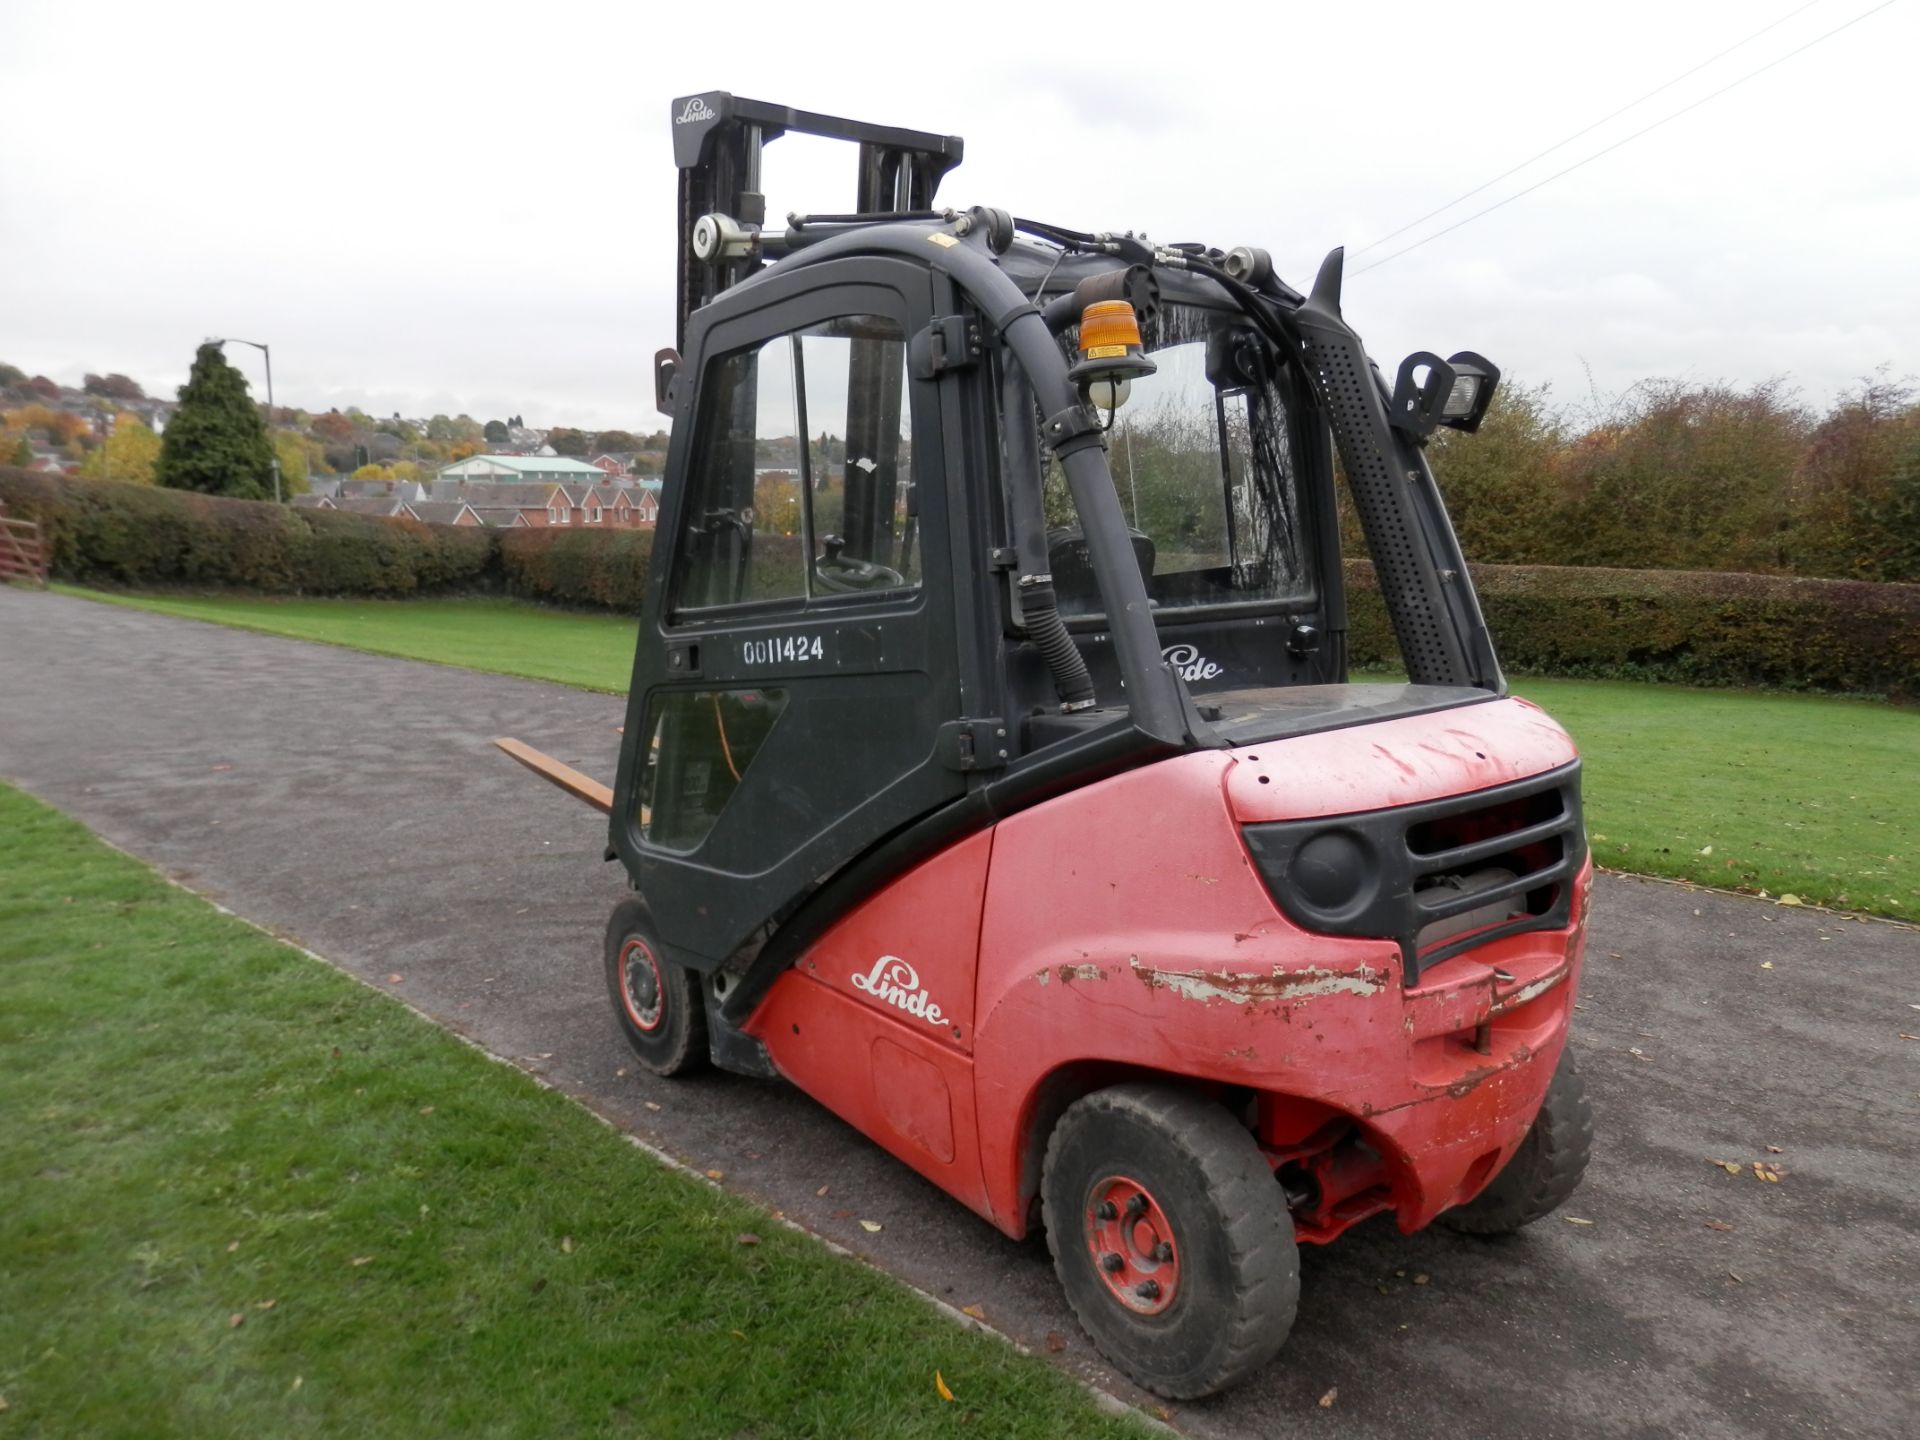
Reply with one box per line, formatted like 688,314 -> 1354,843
618,938 -> 666,1033
1084,1175 -> 1179,1315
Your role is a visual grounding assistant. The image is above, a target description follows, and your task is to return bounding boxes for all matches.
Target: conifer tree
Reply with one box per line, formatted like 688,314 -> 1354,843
155,342 -> 275,499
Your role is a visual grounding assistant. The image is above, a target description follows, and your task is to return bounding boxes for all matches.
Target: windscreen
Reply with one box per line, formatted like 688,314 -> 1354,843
1043,303 -> 1312,617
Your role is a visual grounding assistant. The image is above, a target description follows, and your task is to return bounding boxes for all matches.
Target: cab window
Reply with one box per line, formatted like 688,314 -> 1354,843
672,313 -> 917,617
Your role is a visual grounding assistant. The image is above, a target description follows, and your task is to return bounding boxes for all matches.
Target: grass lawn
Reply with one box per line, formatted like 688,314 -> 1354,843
54,586 -> 1919,918
0,783 -> 1142,1439
55,586 -> 640,693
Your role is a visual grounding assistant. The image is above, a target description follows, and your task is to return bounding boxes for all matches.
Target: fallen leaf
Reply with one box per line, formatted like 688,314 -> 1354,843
1564,1216 -> 1596,1226
1412,1273 -> 1430,1286
936,1371 -> 955,1403
561,1236 -> 574,1253
254,1298 -> 277,1311
961,1303 -> 986,1320
209,764 -> 233,772
816,1185 -> 830,1197
859,1220 -> 883,1233
1900,1034 -> 1920,1043
418,1106 -> 434,1116
1699,845 -> 1713,856
615,1069 -> 627,1078
1752,1162 -> 1787,1183
1765,1145 -> 1784,1154
386,973 -> 403,984
290,1376 -> 302,1392
1760,961 -> 1774,970
1319,1387 -> 1339,1409
227,1241 -> 240,1253
1708,1159 -> 1743,1176
644,1101 -> 662,1111
730,1329 -> 747,1340
736,1234 -> 761,1247
705,1169 -> 724,1181
1155,1407 -> 1173,1422
1728,1271 -> 1744,1284
349,1256 -> 373,1267
227,1312 -> 246,1328
1705,1219 -> 1733,1231
1045,1331 -> 1067,1354
1778,894 -> 1804,907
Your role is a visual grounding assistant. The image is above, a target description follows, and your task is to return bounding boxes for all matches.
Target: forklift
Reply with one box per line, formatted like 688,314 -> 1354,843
499,91 -> 1595,1399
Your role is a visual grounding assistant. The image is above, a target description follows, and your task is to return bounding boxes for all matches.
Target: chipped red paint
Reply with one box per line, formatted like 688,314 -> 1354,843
749,704 -> 1588,1246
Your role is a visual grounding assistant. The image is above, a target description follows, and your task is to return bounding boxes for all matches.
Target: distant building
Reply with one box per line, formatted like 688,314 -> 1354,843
405,500 -> 483,527
436,454 -> 607,486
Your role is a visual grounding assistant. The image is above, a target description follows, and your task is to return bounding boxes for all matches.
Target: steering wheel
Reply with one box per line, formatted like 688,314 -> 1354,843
814,535 -> 905,593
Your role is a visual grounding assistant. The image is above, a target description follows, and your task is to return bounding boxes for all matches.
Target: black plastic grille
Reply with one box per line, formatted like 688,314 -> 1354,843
1242,762 -> 1586,984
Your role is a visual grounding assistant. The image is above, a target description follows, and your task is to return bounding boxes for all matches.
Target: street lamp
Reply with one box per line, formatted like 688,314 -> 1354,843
209,336 -> 281,502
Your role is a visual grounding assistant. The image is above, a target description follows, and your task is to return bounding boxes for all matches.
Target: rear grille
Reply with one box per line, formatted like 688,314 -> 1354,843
1242,762 -> 1585,984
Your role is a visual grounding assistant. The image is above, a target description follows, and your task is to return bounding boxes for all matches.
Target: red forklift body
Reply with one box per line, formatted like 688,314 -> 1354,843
748,696 -> 1588,1243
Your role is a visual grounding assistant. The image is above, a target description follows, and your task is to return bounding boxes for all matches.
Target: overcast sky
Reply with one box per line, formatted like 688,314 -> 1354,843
3,0 -> 1914,430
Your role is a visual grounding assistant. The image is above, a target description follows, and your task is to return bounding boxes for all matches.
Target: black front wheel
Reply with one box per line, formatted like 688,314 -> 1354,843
1440,1044 -> 1593,1235
603,898 -> 707,1077
1041,1084 -> 1298,1399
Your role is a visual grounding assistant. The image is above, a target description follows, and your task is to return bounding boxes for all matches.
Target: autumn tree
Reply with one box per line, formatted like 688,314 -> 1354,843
83,372 -> 146,401
593,429 -> 640,453
9,435 -> 32,467
79,414 -> 162,484
0,363 -> 25,388
155,342 -> 276,499
1426,382 -> 1569,565
547,426 -> 589,457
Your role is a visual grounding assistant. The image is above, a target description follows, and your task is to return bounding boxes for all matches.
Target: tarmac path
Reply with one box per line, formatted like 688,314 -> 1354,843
2,586 -> 1915,1439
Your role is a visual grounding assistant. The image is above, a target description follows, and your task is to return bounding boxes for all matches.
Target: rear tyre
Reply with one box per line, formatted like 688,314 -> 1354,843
603,898 -> 707,1077
1040,1084 -> 1298,1399
1440,1044 -> 1592,1235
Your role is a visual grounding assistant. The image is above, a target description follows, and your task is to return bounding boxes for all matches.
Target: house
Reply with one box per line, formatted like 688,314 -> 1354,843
589,452 -> 634,479
330,496 -> 413,518
432,480 -> 580,528
405,500 -> 483,527
436,454 -> 606,487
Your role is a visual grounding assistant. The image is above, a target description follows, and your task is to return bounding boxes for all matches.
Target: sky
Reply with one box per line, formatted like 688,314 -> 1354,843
2,0 -> 1915,431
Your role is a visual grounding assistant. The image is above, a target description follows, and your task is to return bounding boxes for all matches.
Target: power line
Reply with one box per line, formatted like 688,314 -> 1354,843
1353,0 -> 1831,258
1355,0 -> 1902,276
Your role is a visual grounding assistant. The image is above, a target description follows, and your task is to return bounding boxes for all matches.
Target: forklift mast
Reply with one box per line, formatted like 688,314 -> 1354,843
667,91 -> 965,352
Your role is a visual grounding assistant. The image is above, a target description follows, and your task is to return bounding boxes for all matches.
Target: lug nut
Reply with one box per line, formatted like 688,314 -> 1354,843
1135,1280 -> 1161,1300
1124,1193 -> 1148,1220
1153,1242 -> 1173,1262
1095,1200 -> 1118,1221
1100,1252 -> 1126,1274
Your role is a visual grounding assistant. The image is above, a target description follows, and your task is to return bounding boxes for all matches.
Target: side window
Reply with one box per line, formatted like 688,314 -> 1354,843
636,688 -> 791,850
672,313 -> 917,617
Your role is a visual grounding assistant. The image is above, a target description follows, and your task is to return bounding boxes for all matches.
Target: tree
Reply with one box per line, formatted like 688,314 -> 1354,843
27,376 -> 60,401
594,429 -> 641,453
272,431 -> 312,496
9,435 -> 32,467
547,426 -> 589,456
155,342 -> 276,499
79,413 -> 162,484
484,419 -> 509,443
0,363 -> 25,388
83,372 -> 146,401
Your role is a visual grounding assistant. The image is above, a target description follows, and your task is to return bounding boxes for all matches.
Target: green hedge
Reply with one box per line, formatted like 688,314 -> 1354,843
0,468 -> 493,597
1345,559 -> 1920,698
10,469 -> 1916,695
496,526 -> 652,610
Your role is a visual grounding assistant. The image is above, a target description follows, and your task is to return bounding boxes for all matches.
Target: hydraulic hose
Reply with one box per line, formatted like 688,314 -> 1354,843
1000,352 -> 1095,710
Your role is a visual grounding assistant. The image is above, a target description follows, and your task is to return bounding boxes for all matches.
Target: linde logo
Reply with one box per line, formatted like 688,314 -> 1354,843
849,955 -> 946,1025
1163,642 -> 1224,682
675,98 -> 717,125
